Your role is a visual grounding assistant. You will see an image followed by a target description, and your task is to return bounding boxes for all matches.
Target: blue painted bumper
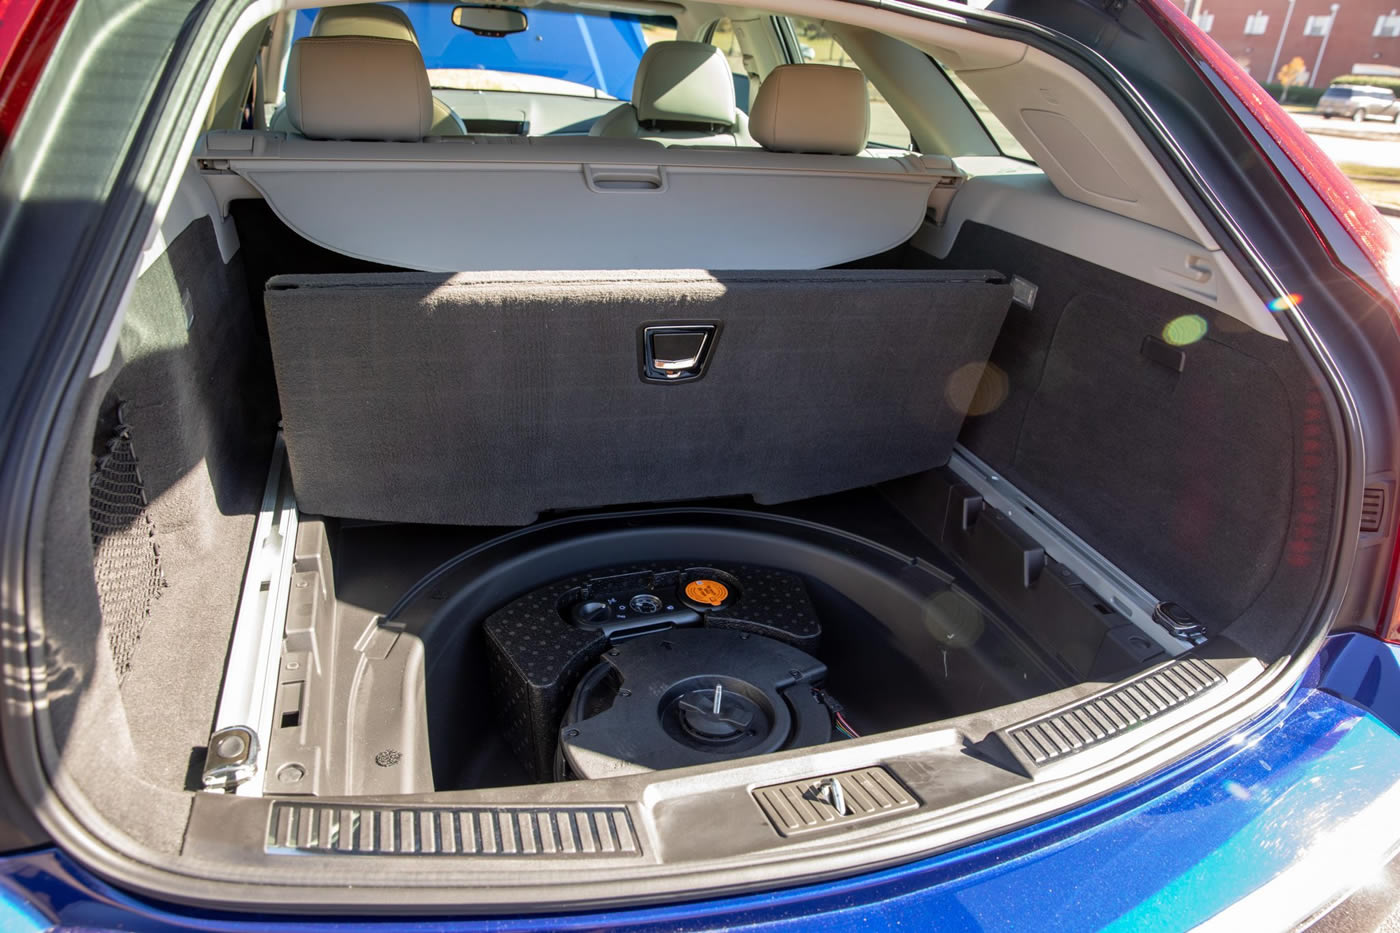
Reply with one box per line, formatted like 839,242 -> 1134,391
5,633 -> 1400,932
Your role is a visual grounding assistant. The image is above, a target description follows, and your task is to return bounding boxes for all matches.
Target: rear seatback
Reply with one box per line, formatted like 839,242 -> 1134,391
263,269 -> 1012,525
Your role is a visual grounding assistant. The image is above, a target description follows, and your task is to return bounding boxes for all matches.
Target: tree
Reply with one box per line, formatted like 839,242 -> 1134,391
1277,57 -> 1307,103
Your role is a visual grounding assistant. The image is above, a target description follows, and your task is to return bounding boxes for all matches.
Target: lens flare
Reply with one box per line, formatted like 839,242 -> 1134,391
1162,314 -> 1208,347
945,362 -> 1009,417
921,591 -> 985,647
1268,293 -> 1303,312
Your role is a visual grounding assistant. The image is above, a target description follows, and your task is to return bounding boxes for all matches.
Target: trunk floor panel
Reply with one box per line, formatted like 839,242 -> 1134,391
309,486 -> 1073,793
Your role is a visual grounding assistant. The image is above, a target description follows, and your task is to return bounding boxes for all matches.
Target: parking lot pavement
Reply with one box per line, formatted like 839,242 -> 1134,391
1289,111 -> 1400,171
1291,110 -> 1400,139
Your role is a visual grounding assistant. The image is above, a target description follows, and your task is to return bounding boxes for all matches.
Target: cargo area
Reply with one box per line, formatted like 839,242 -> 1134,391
259,494 -> 1087,797
46,185 -> 1331,831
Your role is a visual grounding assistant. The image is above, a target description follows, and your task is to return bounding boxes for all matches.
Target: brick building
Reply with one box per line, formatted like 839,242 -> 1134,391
1179,0 -> 1400,86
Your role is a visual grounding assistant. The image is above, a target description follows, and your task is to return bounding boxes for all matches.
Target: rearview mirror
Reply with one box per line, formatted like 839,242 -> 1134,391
452,5 -> 529,36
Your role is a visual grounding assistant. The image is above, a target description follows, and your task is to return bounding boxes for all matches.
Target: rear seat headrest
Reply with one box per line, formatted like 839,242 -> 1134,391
286,36 -> 432,141
750,64 -> 870,156
311,3 -> 419,43
633,41 -> 737,128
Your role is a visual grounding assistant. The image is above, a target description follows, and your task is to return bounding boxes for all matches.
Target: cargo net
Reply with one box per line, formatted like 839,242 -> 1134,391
90,402 -> 165,682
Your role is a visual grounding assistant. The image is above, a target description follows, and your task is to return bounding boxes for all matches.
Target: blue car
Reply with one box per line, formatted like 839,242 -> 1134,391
2,0 -> 1400,929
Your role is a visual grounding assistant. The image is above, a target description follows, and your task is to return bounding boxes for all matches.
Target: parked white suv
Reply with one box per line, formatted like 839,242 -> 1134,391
1316,83 -> 1400,121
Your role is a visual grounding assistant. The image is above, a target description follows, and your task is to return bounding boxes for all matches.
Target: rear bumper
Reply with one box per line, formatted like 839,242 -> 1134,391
4,633 -> 1399,932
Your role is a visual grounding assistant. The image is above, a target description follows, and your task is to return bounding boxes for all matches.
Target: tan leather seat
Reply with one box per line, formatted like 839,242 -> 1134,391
749,64 -> 870,155
590,41 -> 752,147
270,3 -> 464,136
283,35 -> 434,140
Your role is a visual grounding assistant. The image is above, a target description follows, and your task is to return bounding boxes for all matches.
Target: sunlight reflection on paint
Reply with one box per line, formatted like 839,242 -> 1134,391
1162,314 -> 1209,346
1268,293 -> 1303,313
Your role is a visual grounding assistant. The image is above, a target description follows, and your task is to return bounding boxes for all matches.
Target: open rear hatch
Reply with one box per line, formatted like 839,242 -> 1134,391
3,0 -> 1351,915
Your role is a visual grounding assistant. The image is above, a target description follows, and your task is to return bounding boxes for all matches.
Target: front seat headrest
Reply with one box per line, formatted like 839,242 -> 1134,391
750,64 -> 870,155
286,36 -> 433,141
310,3 -> 419,44
632,41 -> 737,128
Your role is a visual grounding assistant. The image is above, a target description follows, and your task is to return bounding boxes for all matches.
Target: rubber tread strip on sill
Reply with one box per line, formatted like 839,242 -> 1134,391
1005,657 -> 1225,765
265,803 -> 642,857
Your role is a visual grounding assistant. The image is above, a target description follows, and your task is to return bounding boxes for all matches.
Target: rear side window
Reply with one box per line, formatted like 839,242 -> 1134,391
1323,87 -> 1354,98
707,17 -> 752,113
707,18 -> 745,80
639,16 -> 676,49
786,18 -> 912,150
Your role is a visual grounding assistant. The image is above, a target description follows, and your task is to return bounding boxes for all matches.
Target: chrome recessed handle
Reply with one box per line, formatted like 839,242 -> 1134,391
653,356 -> 701,371
641,324 -> 717,383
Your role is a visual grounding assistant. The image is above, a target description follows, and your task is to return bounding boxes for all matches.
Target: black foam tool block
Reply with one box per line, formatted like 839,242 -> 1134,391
484,562 -> 821,781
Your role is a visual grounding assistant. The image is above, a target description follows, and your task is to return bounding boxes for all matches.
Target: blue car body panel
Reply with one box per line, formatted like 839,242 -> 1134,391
3,633 -> 1399,931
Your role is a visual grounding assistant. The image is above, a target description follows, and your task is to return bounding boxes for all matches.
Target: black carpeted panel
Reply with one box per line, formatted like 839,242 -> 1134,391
263,269 -> 1012,526
108,216 -> 279,792
1014,294 -> 1293,622
38,215 -> 279,855
919,222 -> 1336,629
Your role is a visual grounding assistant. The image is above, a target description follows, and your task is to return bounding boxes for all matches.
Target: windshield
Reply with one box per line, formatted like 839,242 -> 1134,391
289,3 -> 673,99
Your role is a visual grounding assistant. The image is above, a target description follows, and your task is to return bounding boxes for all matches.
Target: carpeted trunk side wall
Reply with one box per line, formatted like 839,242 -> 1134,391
917,221 -> 1337,646
39,216 -> 276,853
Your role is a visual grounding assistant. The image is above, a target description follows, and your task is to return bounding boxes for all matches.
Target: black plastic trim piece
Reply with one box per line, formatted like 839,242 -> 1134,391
1140,335 -> 1186,373
1361,486 -> 1386,535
